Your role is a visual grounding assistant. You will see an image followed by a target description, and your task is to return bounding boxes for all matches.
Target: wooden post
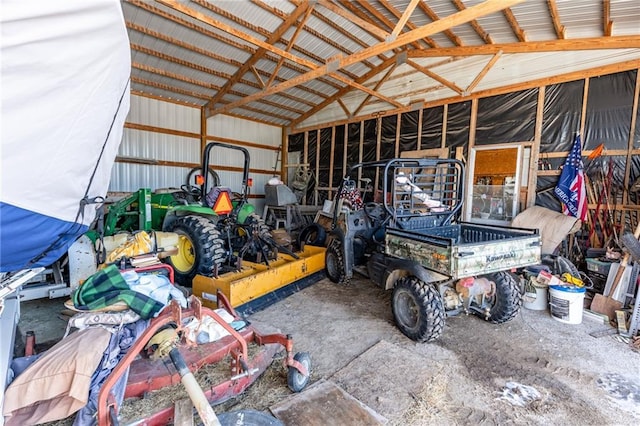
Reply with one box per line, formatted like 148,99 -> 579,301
530,86 -> 545,208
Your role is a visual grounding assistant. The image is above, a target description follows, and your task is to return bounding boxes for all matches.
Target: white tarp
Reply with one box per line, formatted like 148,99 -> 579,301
1,0 -> 131,271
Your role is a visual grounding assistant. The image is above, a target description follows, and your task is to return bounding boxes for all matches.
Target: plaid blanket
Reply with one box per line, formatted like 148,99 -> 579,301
72,265 -> 165,319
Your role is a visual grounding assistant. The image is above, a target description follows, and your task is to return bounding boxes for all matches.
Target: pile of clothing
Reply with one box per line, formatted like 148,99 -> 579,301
3,265 -> 187,425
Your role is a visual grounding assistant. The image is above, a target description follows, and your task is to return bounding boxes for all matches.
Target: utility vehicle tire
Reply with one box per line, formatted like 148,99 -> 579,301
392,276 -> 444,342
298,223 -> 326,248
484,271 -> 522,324
325,238 -> 348,285
542,254 -> 579,278
287,352 -> 311,393
165,215 -> 225,286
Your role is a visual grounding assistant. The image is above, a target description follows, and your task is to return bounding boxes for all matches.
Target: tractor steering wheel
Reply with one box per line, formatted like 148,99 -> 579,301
180,184 -> 201,197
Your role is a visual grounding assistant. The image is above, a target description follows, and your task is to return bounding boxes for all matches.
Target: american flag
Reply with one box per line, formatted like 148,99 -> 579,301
554,134 -> 587,221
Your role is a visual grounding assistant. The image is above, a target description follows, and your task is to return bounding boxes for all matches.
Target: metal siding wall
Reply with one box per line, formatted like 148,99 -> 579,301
109,95 -> 200,192
127,95 -> 200,133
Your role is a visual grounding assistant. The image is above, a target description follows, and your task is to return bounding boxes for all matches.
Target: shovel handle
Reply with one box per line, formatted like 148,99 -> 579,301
608,220 -> 640,296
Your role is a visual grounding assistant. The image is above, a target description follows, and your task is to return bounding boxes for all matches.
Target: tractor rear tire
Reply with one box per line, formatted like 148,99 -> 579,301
325,238 -> 348,285
165,215 -> 225,286
484,271 -> 522,324
392,276 -> 444,342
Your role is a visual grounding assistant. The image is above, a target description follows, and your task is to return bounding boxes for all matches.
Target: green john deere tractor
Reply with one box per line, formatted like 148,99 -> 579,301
98,142 -> 274,285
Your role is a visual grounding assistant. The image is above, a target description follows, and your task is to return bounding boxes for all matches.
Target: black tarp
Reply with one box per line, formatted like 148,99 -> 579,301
446,101 -> 471,157
541,79 -> 584,152
421,106 -> 444,149
584,71 -> 636,150
380,115 -> 396,160
476,88 -> 537,145
399,110 -> 419,153
290,70 -> 639,212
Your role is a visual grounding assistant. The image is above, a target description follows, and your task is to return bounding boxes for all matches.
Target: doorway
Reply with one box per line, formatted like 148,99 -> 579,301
465,144 -> 528,225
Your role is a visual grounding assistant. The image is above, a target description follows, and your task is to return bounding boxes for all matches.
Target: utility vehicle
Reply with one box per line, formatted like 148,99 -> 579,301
325,158 -> 541,341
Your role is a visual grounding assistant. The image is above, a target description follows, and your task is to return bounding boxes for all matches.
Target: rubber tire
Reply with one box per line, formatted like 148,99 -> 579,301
483,271 -> 522,324
287,352 -> 311,393
216,410 -> 283,426
542,254 -> 579,277
164,215 -> 225,286
325,238 -> 348,285
621,232 -> 640,261
298,223 -> 326,248
391,276 -> 444,342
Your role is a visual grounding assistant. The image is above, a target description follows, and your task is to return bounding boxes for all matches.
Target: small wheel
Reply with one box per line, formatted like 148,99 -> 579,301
287,352 -> 311,393
298,223 -> 326,248
483,271 -> 522,324
325,238 -> 348,284
392,276 -> 444,342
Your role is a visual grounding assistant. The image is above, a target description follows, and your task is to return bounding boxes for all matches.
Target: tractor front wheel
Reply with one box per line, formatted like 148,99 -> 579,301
165,215 -> 224,286
392,276 -> 444,342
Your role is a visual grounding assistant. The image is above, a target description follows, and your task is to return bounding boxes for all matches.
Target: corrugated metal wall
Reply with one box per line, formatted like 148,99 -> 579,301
110,94 -> 282,215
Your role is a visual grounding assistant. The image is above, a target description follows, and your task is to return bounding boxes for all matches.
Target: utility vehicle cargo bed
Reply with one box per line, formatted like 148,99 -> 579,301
385,222 -> 540,279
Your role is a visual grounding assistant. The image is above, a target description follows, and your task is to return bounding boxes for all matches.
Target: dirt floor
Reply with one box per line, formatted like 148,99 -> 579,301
15,275 -> 640,425
222,275 -> 640,425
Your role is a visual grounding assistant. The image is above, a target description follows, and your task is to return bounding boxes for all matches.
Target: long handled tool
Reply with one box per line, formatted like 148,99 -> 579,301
148,328 -> 221,426
591,221 -> 640,321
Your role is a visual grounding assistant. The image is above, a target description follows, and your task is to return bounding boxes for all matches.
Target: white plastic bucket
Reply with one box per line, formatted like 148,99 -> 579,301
523,285 -> 548,310
549,285 -> 586,324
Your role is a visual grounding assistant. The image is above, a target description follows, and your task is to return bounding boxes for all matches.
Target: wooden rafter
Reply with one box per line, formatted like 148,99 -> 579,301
330,72 -> 403,108
603,0 -> 614,36
337,99 -> 351,117
317,0 -> 389,40
266,5 -> 315,88
293,59 -> 640,133
285,0 -> 379,69
408,35 -> 640,57
378,0 -> 440,49
157,1 -> 393,115
417,1 -> 463,46
156,1 -> 316,71
291,0 -> 390,65
406,60 -> 463,94
546,0 -> 566,40
291,57 -> 398,127
389,0 -> 421,40
251,66 -> 266,89
127,0 -> 325,105
451,0 -> 494,44
132,76 -> 211,101
353,63 -> 398,116
131,44 -> 304,114
212,0 -> 522,118
132,62 -> 304,116
465,51 -> 503,94
357,0 -> 433,49
502,8 -> 527,42
200,0 -> 310,111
